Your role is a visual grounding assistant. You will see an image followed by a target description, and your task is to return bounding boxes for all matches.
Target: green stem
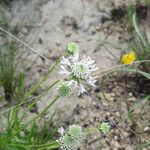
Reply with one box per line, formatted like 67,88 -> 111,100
20,80 -> 60,121
36,141 -> 60,149
133,13 -> 148,48
14,95 -> 60,135
19,60 -> 59,104
84,128 -> 99,134
103,45 -> 120,61
9,141 -> 60,149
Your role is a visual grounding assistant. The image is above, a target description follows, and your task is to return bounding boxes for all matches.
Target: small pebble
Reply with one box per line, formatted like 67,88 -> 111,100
128,92 -> 133,96
144,127 -> 150,132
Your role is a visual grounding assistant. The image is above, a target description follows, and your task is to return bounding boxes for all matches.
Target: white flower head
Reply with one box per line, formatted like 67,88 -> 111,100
57,124 -> 83,150
58,48 -> 98,95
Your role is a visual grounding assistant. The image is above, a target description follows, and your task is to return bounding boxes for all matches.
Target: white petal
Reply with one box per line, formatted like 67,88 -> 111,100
78,84 -> 86,95
90,65 -> 98,71
58,66 -> 70,77
87,77 -> 96,87
68,52 -> 79,62
58,127 -> 64,135
60,56 -> 70,66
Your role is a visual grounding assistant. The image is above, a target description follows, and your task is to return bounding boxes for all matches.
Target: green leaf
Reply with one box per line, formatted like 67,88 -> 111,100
121,67 -> 150,79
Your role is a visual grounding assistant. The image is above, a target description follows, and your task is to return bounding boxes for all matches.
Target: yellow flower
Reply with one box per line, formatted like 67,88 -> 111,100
121,51 -> 136,64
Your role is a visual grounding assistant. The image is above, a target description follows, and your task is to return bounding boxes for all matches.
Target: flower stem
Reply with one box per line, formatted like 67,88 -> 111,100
14,95 -> 60,135
20,80 -> 60,121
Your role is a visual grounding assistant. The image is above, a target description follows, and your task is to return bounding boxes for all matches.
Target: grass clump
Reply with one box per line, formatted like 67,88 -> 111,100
125,2 -> 150,72
0,41 -> 25,102
0,108 -> 59,150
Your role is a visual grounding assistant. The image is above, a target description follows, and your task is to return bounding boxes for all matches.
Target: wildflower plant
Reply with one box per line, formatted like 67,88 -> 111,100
58,42 -> 98,96
57,124 -> 83,150
0,25 -> 142,150
125,6 -> 150,72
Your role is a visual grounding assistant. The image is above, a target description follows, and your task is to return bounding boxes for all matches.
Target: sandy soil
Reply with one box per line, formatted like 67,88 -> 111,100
0,0 -> 149,149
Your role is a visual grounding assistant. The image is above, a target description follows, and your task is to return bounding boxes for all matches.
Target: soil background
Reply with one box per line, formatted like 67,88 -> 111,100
0,0 -> 150,149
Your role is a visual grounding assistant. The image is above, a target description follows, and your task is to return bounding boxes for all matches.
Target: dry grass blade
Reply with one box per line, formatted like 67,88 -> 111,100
0,27 -> 52,63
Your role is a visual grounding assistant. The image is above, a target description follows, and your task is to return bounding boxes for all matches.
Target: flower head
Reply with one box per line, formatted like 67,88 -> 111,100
68,124 -> 83,140
99,122 -> 110,134
57,125 -> 83,150
58,51 -> 98,95
121,51 -> 136,64
71,56 -> 98,80
66,42 -> 79,55
57,81 -> 72,97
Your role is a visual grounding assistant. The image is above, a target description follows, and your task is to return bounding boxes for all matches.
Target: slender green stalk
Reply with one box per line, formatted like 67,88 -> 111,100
84,128 -> 99,134
14,95 -> 60,135
34,141 -> 60,149
20,80 -> 60,121
87,93 -> 136,149
0,27 -> 52,64
9,141 -> 60,149
103,45 -> 120,61
19,60 -> 59,104
133,13 -> 148,48
94,60 -> 150,77
0,96 -> 37,114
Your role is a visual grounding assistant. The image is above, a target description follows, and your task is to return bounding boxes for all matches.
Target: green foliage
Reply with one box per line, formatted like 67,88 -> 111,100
138,141 -> 150,150
0,5 -> 8,28
0,0 -> 13,6
0,42 -> 25,101
125,3 -> 150,72
125,3 -> 136,31
130,13 -> 150,72
0,108 -> 59,150
0,60 -> 60,149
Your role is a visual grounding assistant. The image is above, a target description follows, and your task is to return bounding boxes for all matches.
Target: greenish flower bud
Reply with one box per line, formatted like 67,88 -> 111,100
68,124 -> 83,140
98,122 -> 110,134
66,42 -> 79,55
57,81 -> 72,97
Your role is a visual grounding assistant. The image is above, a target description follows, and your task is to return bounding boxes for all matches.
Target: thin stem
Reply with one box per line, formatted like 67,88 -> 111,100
107,116 -> 134,149
133,13 -> 148,48
0,97 -> 37,114
14,95 -> 60,135
87,93 -> 139,148
0,27 -> 52,63
84,128 -> 99,134
88,93 -> 140,138
103,45 -> 120,61
8,141 -> 60,149
20,59 -> 59,104
20,80 -> 59,121
94,60 -> 150,77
